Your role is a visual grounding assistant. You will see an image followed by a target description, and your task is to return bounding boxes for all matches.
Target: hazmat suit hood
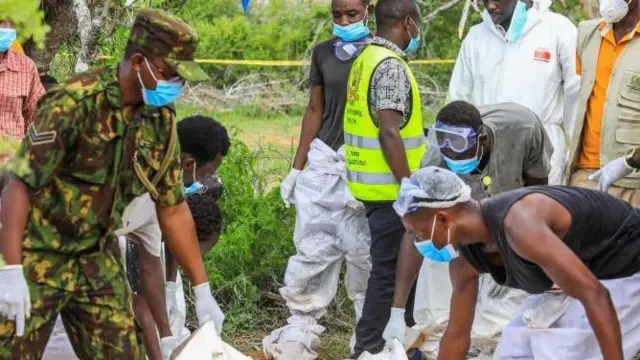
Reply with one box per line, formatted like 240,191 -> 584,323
482,0 -> 552,40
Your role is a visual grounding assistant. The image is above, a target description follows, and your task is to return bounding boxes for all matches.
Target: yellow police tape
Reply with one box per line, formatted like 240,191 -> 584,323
95,55 -> 454,66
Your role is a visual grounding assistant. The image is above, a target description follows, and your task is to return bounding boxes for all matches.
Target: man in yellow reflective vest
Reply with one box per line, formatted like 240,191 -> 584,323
343,0 -> 426,356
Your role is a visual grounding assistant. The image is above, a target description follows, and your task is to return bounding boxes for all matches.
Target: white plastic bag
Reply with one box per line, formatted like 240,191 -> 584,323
357,339 -> 409,360
171,321 -> 253,360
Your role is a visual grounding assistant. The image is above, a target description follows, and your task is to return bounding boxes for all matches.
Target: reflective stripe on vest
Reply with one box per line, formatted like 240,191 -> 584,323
345,133 -> 425,150
343,44 -> 426,201
347,170 -> 397,185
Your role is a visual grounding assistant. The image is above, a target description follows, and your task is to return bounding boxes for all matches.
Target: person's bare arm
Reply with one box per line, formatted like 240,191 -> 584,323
438,256 -> 480,360
157,202 -> 207,285
138,240 -> 171,338
164,242 -> 178,283
505,196 -> 623,360
0,175 -> 30,265
292,86 -> 324,170
392,232 -> 423,308
378,109 -> 411,182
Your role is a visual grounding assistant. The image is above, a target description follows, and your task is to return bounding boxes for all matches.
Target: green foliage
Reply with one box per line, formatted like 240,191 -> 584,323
204,138 -> 295,333
0,0 -> 49,47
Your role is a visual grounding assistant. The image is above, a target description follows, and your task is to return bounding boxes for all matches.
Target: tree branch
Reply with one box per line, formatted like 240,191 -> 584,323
424,0 -> 464,23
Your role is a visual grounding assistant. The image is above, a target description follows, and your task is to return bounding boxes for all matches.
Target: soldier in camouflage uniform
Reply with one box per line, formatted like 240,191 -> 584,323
0,9 -> 222,360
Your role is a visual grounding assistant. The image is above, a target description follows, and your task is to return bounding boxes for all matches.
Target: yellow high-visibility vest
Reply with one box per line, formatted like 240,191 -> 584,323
344,45 -> 425,202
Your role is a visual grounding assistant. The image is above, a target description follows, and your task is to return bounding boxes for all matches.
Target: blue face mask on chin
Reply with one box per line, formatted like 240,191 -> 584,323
138,58 -> 183,108
0,28 -> 17,53
443,141 -> 483,175
333,12 -> 370,42
414,215 -> 458,263
404,18 -> 421,54
184,162 -> 204,196
184,181 -> 204,196
506,1 -> 528,42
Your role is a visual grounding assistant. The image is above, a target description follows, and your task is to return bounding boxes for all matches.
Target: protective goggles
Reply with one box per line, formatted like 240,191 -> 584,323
431,121 -> 478,153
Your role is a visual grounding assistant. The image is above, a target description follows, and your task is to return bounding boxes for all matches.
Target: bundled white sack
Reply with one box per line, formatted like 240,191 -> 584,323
357,339 -> 408,360
170,321 -> 252,360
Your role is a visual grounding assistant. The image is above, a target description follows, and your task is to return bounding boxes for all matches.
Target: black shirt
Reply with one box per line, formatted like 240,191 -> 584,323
460,186 -> 640,294
309,39 -> 355,151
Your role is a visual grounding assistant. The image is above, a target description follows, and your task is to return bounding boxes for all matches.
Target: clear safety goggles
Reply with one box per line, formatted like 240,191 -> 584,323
431,121 -> 478,153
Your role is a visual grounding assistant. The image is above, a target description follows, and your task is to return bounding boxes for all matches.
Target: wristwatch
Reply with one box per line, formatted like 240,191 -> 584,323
624,148 -> 640,170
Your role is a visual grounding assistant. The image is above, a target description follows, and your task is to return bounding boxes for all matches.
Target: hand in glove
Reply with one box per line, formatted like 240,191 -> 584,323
589,157 -> 634,192
0,265 -> 31,336
382,307 -> 406,344
160,335 -> 180,360
193,282 -> 225,335
280,169 -> 301,208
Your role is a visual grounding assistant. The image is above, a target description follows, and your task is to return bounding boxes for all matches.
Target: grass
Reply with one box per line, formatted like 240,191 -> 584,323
176,101 -> 355,360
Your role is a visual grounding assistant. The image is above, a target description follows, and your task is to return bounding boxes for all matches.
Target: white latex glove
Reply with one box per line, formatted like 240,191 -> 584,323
0,265 -> 31,337
165,282 -> 183,336
589,157 -> 634,192
193,282 -> 225,335
160,335 -> 180,360
382,307 -> 406,344
280,169 -> 301,208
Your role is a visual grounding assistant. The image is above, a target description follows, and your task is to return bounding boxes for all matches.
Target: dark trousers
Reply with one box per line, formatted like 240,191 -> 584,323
353,202 -> 417,357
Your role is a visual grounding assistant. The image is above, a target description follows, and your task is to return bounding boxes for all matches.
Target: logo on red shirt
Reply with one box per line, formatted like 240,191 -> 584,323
534,48 -> 551,63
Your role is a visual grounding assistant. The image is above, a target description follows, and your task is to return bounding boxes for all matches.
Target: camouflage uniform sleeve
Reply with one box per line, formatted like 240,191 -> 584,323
155,134 -> 185,207
5,91 -> 86,189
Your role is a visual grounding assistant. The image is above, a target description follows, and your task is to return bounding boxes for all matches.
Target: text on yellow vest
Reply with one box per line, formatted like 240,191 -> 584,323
344,44 -> 426,201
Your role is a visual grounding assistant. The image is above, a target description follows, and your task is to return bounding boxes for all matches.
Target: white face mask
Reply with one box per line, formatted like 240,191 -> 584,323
600,0 -> 632,24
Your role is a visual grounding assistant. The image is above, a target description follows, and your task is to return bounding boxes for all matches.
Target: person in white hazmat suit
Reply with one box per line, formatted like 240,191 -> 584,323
448,0 -> 580,186
262,0 -> 373,359
394,166 -> 640,360
384,101 -> 553,359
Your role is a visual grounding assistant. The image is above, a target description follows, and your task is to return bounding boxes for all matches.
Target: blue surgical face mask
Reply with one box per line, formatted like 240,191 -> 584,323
0,28 -> 17,53
333,11 -> 370,42
184,161 -> 204,196
138,58 -> 183,108
404,18 -> 421,54
185,181 -> 204,196
443,141 -> 483,175
414,215 -> 458,263
505,1 -> 528,42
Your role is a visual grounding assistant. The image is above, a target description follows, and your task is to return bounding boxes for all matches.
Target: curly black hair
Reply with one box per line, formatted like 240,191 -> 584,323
178,116 -> 230,164
187,193 -> 222,242
436,100 -> 483,131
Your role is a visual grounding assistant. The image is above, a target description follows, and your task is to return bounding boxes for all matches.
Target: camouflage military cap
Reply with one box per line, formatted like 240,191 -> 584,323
128,9 -> 209,82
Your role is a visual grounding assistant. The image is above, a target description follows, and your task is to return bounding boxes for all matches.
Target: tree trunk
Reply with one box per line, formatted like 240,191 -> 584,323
24,0 -> 78,74
23,0 -> 111,75
581,0 -> 599,20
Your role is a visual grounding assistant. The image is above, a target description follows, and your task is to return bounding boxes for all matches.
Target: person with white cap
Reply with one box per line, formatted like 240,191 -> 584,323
384,100 -> 553,357
448,0 -> 580,186
393,166 -> 640,360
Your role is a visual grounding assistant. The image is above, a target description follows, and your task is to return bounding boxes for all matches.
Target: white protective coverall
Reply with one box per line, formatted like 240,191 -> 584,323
263,139 -> 371,360
495,273 -> 640,360
447,0 -> 580,186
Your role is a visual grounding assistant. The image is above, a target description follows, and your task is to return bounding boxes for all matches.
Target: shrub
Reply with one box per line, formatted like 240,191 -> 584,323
202,138 -> 296,334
